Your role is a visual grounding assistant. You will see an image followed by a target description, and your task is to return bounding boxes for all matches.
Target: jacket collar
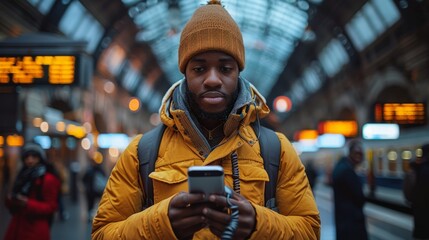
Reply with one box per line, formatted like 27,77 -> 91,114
159,77 -> 270,155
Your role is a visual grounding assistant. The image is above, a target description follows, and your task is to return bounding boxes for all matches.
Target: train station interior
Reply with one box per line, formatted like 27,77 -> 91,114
1,0 -> 428,239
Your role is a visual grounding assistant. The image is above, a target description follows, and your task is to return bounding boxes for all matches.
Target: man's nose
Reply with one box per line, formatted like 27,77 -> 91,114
204,68 -> 222,87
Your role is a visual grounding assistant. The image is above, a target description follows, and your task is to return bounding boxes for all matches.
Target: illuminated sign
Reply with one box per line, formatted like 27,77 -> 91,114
273,96 -> 292,113
374,103 -> 426,125
294,130 -> 318,141
66,124 -> 86,139
317,134 -> 346,148
318,120 -> 358,137
6,134 -> 24,147
292,141 -> 318,153
362,123 -> 400,140
0,55 -> 78,85
97,133 -> 130,149
34,135 -> 52,149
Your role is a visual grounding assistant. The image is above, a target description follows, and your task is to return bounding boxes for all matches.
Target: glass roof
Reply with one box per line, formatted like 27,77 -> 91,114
124,0 -> 318,97
58,0 -> 104,53
281,0 -> 401,118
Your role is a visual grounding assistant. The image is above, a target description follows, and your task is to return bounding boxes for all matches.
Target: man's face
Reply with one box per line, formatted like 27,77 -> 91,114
350,144 -> 364,165
185,51 -> 239,117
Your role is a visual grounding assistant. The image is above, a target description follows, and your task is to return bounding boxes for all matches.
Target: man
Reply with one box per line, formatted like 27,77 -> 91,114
409,143 -> 429,239
92,1 -> 320,239
83,156 -> 106,222
305,160 -> 318,193
332,140 -> 368,240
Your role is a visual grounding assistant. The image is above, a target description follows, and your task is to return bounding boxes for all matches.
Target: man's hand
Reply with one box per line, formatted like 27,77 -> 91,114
202,191 -> 256,240
168,191 -> 208,239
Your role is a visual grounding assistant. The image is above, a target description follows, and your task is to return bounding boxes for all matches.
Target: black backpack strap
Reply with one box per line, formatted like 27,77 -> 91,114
138,124 -> 166,209
253,124 -> 281,212
138,123 -> 280,211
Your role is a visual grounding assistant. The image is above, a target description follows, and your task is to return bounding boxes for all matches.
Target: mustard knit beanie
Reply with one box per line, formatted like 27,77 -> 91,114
178,0 -> 245,73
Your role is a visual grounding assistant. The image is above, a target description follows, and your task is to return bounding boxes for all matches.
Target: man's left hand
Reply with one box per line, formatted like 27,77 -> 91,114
202,191 -> 256,240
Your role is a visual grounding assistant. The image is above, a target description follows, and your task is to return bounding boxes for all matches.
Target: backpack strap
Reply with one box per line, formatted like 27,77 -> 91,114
137,124 -> 166,209
252,124 -> 281,212
138,123 -> 281,211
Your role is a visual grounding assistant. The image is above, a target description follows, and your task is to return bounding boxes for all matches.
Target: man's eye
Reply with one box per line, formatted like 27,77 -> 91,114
193,67 -> 204,72
221,66 -> 232,72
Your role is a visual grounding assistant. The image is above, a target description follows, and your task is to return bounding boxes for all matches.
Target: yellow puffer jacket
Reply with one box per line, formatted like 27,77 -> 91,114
92,79 -> 320,239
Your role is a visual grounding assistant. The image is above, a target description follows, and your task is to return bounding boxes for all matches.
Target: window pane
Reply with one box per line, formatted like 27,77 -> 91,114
318,38 -> 349,77
123,67 -> 139,92
59,1 -> 85,36
332,39 -> 349,67
122,0 -> 140,7
372,0 -> 401,27
363,3 -> 386,35
27,0 -> 40,7
73,14 -> 92,40
345,22 -> 365,51
38,0 -> 55,15
85,21 -> 104,53
303,67 -> 321,93
353,13 -> 377,47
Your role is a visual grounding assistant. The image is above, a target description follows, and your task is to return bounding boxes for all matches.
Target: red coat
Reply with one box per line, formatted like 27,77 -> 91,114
4,172 -> 61,240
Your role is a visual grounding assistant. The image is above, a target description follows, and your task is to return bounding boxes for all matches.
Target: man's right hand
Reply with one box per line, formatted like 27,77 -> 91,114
168,191 -> 208,239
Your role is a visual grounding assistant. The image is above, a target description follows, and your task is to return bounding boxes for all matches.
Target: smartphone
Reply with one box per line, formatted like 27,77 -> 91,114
188,165 -> 225,199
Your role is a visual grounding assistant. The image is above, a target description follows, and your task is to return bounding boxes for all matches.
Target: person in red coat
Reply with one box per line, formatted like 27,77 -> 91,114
3,142 -> 61,240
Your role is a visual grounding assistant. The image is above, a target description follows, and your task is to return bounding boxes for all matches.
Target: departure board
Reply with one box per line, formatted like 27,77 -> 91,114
374,103 -> 426,125
0,55 -> 78,85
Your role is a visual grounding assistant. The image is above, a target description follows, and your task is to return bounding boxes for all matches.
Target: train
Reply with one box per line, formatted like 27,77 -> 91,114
298,125 -> 429,213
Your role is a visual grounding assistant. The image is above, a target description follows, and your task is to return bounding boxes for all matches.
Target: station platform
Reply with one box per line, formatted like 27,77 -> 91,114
1,181 -> 414,240
315,183 -> 413,240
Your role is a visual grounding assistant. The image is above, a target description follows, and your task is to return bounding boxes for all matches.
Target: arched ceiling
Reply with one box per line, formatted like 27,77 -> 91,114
121,0 -> 324,97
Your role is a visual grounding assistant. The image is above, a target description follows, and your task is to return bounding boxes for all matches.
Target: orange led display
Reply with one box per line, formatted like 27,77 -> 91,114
318,120 -> 358,137
6,134 -> 24,147
0,55 -> 76,85
374,103 -> 426,125
294,130 -> 318,141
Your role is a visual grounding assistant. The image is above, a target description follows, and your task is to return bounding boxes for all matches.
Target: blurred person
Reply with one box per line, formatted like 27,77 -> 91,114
332,139 -> 368,240
3,142 -> 61,240
408,144 -> 429,240
305,160 -> 318,193
69,160 -> 80,203
83,158 -> 106,222
91,1 -> 320,239
403,158 -> 417,204
46,149 -> 69,222
366,156 -> 378,198
56,166 -> 69,221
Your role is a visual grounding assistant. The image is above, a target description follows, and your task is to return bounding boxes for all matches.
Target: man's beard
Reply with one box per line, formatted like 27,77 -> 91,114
186,83 -> 239,121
